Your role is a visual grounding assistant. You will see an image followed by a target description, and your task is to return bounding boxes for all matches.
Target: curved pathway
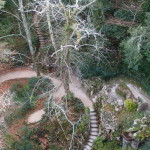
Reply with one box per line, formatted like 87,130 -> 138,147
0,69 -> 99,150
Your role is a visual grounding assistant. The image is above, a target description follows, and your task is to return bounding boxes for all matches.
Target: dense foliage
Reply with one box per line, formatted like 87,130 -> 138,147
10,77 -> 53,102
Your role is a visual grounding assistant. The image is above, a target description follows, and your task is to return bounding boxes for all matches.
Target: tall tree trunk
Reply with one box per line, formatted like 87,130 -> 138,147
45,0 -> 57,52
18,0 -> 34,55
18,0 -> 40,76
61,48 -> 70,93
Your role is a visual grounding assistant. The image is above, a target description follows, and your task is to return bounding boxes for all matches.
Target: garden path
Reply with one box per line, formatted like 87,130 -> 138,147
0,68 -> 96,150
0,69 -> 93,122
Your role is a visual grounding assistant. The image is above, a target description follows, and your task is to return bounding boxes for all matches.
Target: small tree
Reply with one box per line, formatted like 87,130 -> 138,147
121,13 -> 150,71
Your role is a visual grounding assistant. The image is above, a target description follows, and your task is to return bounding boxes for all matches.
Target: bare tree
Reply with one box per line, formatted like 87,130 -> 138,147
29,0 -> 105,93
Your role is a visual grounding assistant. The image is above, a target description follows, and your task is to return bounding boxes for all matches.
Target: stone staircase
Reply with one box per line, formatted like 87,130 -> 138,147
84,107 -> 99,150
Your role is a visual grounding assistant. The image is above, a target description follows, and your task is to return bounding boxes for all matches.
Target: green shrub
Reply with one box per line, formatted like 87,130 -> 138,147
65,92 -> 85,112
139,139 -> 150,150
18,126 -> 33,140
119,111 -> 144,130
3,132 -> 17,149
125,99 -> 138,112
135,11 -> 146,24
12,140 -> 33,150
76,115 -> 90,134
119,82 -> 129,89
142,0 -> 150,12
136,126 -> 150,141
10,77 -> 53,103
115,88 -> 127,99
102,24 -> 128,40
4,128 -> 42,150
28,76 -> 53,94
10,139 -> 42,150
114,9 -> 133,21
92,136 -> 104,149
92,136 -> 121,150
49,145 -> 60,150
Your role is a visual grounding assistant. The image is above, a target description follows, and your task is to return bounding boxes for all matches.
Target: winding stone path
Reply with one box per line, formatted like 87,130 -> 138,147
0,68 -> 99,149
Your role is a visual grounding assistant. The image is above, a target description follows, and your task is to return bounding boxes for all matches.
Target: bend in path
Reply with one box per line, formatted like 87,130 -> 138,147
0,69 -> 93,109
0,69 -> 97,150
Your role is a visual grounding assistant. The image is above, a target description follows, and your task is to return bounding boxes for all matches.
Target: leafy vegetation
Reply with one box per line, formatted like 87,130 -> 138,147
4,77 -> 53,126
114,10 -> 134,21
102,24 -> 128,40
92,136 -> 121,150
125,99 -> 138,112
10,77 -> 53,102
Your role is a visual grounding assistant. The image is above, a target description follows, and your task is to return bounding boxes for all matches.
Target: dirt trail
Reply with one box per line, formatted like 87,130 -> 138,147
0,70 -> 37,83
0,69 -> 93,124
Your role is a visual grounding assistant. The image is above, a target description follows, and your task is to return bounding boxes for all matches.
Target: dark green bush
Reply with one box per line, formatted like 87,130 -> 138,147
142,0 -> 150,12
10,77 -> 53,102
12,140 -> 33,150
92,136 -> 121,150
102,24 -> 128,40
11,139 -> 42,150
65,92 -> 85,112
139,139 -> 150,150
49,145 -> 60,150
135,11 -> 146,24
76,115 -> 90,134
114,9 -> 133,21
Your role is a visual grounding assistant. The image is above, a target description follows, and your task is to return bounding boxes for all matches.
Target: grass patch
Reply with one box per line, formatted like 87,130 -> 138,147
115,88 -> 127,99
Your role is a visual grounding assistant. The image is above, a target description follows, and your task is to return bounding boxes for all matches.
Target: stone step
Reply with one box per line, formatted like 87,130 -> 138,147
90,116 -> 98,120
91,124 -> 98,128
84,109 -> 99,150
90,132 -> 99,136
90,112 -> 97,115
87,142 -> 93,147
90,120 -> 98,124
89,107 -> 95,111
84,145 -> 91,150
84,148 -> 90,150
88,138 -> 94,143
89,135 -> 97,140
91,128 -> 99,132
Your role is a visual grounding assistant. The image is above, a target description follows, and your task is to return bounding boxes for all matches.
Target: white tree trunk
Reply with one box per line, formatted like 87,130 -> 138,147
45,0 -> 57,52
18,0 -> 34,56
